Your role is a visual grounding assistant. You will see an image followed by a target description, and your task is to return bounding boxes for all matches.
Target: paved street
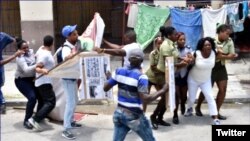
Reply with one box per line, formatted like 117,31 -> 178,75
1,55 -> 250,141
1,103 -> 250,141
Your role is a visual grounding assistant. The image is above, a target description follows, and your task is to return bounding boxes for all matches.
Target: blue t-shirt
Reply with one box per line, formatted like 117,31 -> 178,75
107,66 -> 148,113
0,32 -> 13,86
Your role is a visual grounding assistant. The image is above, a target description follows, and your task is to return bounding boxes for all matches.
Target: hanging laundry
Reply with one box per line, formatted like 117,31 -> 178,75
125,3 -> 130,15
127,4 -> 139,28
171,8 -> 202,50
201,5 -> 227,38
134,4 -> 170,50
238,3 -> 243,19
227,3 -> 244,32
242,1 -> 249,20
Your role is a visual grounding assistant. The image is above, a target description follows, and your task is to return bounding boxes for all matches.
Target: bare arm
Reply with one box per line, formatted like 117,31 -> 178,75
139,84 -> 168,104
216,52 -> 237,60
93,47 -> 126,56
103,39 -> 124,49
35,67 -> 48,75
103,82 -> 113,92
0,50 -> 24,66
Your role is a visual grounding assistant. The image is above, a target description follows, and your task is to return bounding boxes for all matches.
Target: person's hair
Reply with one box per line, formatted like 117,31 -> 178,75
160,26 -> 176,38
216,24 -> 231,34
196,37 -> 216,53
16,38 -> 27,49
43,35 -> 54,47
176,32 -> 185,39
125,29 -> 136,41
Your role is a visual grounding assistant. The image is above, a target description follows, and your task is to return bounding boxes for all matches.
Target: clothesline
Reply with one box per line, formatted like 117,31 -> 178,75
124,1 -> 249,50
124,0 -> 250,9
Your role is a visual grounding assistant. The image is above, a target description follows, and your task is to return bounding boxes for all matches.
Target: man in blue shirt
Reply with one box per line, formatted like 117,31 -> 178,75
0,32 -> 24,114
104,48 -> 168,141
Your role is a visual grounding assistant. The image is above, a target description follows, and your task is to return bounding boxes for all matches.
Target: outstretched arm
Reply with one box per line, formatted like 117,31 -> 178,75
103,39 -> 124,49
139,84 -> 168,104
0,50 -> 24,65
93,47 -> 126,57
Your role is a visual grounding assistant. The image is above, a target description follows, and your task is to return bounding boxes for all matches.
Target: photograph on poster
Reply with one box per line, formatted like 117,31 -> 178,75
81,55 -> 113,100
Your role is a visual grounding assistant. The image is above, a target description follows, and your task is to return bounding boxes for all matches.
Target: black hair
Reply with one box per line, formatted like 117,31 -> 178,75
16,38 -> 27,49
216,24 -> 231,34
125,29 -> 136,42
196,37 -> 216,53
160,26 -> 176,38
43,35 -> 54,47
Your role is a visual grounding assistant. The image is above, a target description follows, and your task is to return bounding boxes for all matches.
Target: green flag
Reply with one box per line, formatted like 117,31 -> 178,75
135,4 -> 170,50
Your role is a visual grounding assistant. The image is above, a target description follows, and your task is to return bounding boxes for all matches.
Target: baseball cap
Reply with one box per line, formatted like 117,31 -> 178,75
128,48 -> 144,60
62,25 -> 77,38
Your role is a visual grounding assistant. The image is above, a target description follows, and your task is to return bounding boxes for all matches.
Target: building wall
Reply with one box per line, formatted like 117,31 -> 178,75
19,1 -> 54,52
154,0 -> 186,7
211,0 -> 224,9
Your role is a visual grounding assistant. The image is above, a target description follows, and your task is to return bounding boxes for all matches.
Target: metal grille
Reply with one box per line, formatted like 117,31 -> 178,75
0,0 -> 21,55
53,0 -> 120,49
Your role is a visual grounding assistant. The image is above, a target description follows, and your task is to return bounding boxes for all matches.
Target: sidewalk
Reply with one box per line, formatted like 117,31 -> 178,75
1,103 -> 250,141
2,55 -> 250,106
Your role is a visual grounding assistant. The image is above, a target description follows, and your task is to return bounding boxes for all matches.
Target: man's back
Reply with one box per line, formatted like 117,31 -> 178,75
109,67 -> 148,113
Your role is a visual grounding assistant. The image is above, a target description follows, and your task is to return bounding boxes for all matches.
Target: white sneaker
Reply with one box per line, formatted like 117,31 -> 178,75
213,119 -> 220,125
28,118 -> 42,131
184,108 -> 193,117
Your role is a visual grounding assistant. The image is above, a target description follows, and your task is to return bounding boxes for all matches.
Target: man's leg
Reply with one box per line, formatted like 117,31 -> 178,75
133,115 -> 156,141
34,84 -> 56,122
62,79 -> 78,129
113,110 -> 130,141
0,87 -> 6,114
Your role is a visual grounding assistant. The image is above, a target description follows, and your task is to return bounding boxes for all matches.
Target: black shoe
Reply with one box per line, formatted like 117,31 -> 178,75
150,115 -> 158,130
172,117 -> 179,124
157,119 -> 171,126
62,130 -> 76,140
218,114 -> 227,120
181,105 -> 185,115
71,121 -> 82,128
23,121 -> 33,130
195,107 -> 203,117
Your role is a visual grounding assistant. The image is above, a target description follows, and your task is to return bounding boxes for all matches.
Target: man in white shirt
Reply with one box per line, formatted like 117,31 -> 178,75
93,30 -> 143,68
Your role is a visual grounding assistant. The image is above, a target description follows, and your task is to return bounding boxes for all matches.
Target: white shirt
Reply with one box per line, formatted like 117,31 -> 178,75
35,47 -> 55,87
122,42 -> 142,68
189,50 -> 215,83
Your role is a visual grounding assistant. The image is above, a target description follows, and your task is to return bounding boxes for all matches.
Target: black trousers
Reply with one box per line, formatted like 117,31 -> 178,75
33,84 -> 56,122
15,77 -> 42,122
152,94 -> 166,120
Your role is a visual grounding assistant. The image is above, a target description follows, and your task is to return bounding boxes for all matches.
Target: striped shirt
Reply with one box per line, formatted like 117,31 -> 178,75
107,67 -> 148,113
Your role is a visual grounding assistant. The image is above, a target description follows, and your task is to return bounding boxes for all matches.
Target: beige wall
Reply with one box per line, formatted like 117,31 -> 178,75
154,0 -> 186,7
154,0 -> 225,9
19,1 -> 53,21
19,1 -> 54,52
211,0 -> 224,9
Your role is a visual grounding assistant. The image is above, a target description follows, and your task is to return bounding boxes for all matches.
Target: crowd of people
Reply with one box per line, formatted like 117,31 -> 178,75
0,23 -> 237,140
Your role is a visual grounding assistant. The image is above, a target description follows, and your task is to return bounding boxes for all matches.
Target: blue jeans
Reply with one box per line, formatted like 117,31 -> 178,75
15,77 -> 40,122
113,108 -> 155,141
62,79 -> 78,130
